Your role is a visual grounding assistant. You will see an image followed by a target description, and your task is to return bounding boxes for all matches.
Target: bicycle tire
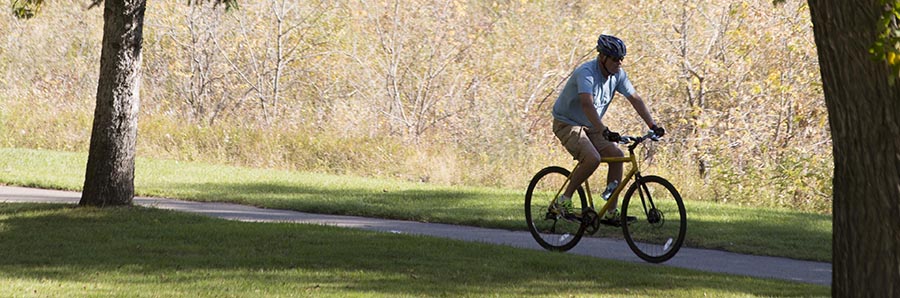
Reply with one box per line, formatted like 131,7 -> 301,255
621,175 -> 686,263
524,166 -> 588,252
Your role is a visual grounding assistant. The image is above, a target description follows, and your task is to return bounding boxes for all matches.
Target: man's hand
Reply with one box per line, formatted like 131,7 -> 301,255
651,125 -> 666,137
603,128 -> 622,142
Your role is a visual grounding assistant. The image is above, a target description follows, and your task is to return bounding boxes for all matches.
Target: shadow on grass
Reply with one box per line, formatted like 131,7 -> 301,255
684,215 -> 832,262
0,203 -> 828,297
145,181 -> 524,229
140,181 -> 833,262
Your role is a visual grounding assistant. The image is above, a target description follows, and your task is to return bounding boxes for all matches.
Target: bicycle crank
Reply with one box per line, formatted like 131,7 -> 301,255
582,208 -> 601,235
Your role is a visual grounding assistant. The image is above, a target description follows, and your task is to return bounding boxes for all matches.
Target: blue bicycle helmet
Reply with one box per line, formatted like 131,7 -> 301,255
596,34 -> 626,59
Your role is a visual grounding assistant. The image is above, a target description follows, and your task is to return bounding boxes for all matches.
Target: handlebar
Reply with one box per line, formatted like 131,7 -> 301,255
618,131 -> 661,151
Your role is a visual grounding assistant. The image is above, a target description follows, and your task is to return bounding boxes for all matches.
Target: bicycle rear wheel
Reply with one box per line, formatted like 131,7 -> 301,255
621,175 -> 686,263
524,166 -> 588,252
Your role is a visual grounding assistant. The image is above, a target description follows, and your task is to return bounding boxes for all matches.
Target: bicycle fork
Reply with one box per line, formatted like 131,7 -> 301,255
634,175 -> 662,225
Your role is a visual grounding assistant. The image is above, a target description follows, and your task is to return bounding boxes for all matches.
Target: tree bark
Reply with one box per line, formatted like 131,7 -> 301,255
80,0 -> 147,207
807,0 -> 900,296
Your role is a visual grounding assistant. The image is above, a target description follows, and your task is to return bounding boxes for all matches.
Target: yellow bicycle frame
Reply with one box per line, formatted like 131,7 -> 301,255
551,153 -> 642,217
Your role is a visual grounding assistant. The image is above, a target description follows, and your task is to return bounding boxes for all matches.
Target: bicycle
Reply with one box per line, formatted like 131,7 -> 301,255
524,130 -> 686,263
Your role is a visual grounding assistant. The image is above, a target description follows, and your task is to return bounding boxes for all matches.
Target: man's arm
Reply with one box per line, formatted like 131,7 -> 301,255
579,93 -> 606,132
625,93 -> 657,129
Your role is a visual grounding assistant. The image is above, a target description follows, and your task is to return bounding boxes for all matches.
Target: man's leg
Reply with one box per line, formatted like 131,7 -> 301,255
599,145 -> 624,208
553,120 -> 600,198
563,149 -> 600,198
587,129 -> 625,208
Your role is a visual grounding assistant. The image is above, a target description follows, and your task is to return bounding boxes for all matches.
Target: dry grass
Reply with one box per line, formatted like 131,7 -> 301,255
0,0 -> 833,213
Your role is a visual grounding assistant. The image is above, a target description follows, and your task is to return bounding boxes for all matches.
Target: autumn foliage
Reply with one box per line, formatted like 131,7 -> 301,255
0,0 -> 831,212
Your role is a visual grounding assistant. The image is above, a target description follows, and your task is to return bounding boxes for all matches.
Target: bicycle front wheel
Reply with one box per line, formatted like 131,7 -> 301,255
621,175 -> 686,263
524,166 -> 587,252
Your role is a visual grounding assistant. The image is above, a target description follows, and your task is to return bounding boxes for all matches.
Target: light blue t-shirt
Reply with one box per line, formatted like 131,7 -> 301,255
552,59 -> 636,127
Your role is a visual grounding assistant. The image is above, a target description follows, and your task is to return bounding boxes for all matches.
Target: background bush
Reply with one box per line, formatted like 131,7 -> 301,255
0,0 -> 832,212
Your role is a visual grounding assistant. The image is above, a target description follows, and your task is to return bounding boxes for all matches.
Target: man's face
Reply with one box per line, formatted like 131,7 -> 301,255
601,54 -> 623,74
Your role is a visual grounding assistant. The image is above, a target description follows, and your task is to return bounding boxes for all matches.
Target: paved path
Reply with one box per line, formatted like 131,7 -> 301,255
0,186 -> 831,286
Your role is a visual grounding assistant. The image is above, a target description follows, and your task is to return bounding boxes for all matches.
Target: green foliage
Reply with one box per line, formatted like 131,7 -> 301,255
11,0 -> 41,19
869,0 -> 900,82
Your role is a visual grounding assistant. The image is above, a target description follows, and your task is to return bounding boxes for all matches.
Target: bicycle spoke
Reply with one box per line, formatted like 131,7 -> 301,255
525,166 -> 587,251
622,176 -> 686,263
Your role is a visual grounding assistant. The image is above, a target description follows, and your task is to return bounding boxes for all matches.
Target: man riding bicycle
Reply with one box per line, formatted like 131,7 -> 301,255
552,34 -> 665,225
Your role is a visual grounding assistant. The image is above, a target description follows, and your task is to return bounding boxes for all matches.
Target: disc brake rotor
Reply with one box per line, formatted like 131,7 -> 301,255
648,208 -> 664,226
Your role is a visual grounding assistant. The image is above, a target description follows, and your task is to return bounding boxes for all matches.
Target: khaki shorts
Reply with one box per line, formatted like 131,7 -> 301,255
552,119 -> 616,161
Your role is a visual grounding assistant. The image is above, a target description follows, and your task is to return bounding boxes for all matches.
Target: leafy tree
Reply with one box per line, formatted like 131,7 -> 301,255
806,0 -> 900,295
12,0 -> 235,206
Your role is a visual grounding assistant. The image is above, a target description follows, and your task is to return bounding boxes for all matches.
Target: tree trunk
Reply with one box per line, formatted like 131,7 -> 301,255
79,0 -> 147,207
807,0 -> 900,296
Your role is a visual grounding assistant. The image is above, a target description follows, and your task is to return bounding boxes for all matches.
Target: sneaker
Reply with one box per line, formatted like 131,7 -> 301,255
553,198 -> 577,219
599,209 -> 636,227
601,181 -> 619,201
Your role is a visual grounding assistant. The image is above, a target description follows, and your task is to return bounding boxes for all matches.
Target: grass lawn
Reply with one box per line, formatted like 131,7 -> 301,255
0,203 -> 828,297
0,147 -> 831,262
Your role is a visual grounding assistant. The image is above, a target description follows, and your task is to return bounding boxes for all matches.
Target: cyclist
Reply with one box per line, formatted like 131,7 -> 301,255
551,34 -> 665,225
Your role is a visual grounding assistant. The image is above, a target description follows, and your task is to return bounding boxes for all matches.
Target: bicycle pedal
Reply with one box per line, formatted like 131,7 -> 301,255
599,218 -> 623,227
599,216 -> 636,227
544,212 -> 557,220
599,221 -> 619,227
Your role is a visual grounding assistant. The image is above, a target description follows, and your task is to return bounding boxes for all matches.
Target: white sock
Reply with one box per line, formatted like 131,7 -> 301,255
558,194 -> 571,202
